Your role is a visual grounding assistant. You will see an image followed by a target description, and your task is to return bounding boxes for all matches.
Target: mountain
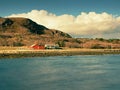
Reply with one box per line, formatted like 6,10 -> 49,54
0,17 -> 72,46
0,17 -> 71,37
0,17 -> 120,49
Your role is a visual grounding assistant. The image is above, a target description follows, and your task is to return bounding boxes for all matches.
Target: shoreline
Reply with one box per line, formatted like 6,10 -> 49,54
0,49 -> 120,59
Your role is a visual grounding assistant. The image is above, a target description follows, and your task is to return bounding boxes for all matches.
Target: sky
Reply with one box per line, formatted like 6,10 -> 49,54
0,0 -> 120,38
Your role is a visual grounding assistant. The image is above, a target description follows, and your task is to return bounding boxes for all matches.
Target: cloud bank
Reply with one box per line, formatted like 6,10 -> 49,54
8,10 -> 120,38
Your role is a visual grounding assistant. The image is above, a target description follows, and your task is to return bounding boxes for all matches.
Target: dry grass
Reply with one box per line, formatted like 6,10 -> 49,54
0,47 -> 120,58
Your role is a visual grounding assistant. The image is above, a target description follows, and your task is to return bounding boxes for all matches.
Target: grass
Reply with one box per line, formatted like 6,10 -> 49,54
0,47 -> 120,59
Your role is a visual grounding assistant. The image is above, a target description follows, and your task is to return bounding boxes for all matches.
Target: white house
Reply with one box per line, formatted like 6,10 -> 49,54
45,44 -> 60,49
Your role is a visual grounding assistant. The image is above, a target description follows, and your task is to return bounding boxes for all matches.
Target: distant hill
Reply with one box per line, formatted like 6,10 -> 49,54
0,17 -> 71,37
0,17 -> 120,49
0,17 -> 72,46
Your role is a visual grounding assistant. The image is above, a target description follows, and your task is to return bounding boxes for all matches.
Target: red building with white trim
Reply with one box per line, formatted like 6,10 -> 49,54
30,44 -> 45,49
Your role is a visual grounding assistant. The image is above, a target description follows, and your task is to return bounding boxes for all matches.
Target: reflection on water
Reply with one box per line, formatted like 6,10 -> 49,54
0,55 -> 120,90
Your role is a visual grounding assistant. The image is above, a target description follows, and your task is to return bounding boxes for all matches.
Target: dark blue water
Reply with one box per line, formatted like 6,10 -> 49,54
0,55 -> 120,90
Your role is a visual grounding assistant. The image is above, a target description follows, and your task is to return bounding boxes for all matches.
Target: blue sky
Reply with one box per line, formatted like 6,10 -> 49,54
1,0 -> 120,17
1,0 -> 120,38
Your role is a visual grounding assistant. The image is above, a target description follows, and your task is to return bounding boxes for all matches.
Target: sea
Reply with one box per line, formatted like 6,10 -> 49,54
0,55 -> 120,90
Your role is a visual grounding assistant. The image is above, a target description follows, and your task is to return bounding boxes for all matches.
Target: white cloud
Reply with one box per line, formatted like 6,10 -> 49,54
7,10 -> 120,38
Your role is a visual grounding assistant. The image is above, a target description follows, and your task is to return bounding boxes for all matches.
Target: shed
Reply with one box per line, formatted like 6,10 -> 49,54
30,44 -> 45,49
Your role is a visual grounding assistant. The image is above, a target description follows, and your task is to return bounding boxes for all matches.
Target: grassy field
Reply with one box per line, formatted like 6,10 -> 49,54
0,47 -> 120,58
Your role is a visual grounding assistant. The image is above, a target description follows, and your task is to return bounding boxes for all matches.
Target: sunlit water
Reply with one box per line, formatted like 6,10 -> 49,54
0,55 -> 120,90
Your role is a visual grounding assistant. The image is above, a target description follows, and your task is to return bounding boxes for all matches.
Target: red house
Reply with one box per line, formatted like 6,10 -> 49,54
30,44 -> 45,49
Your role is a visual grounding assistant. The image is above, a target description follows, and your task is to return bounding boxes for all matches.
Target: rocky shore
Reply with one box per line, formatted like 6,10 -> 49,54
0,49 -> 120,59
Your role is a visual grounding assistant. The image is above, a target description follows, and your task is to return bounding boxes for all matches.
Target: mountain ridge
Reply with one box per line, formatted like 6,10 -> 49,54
0,17 -> 73,46
0,17 -> 120,49
0,17 -> 71,38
